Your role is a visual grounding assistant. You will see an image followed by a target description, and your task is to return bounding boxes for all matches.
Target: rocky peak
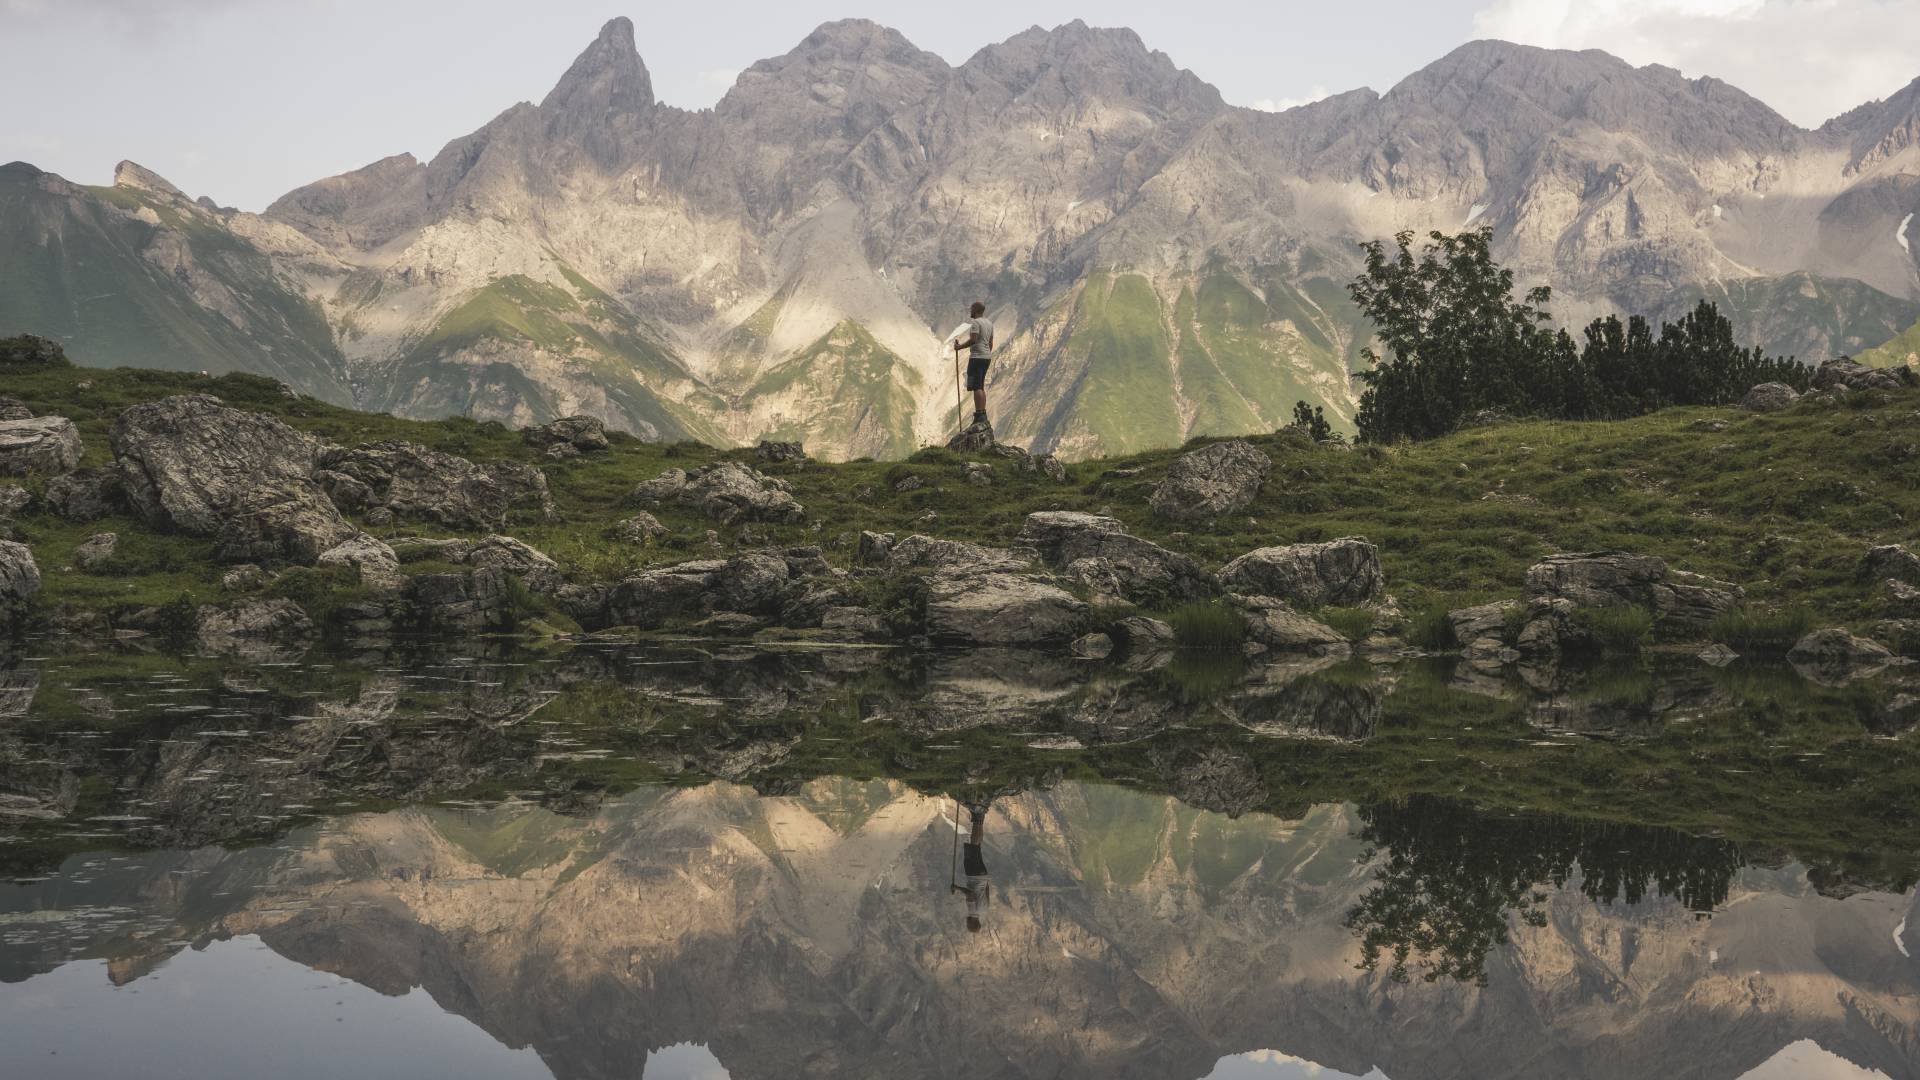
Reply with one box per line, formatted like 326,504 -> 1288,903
961,20 -> 1223,117
1831,75 -> 1920,173
716,18 -> 948,121
540,16 -> 654,118
112,160 -> 188,201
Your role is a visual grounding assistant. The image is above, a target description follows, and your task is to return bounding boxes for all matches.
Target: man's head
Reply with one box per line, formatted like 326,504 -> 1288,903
969,301 -> 986,318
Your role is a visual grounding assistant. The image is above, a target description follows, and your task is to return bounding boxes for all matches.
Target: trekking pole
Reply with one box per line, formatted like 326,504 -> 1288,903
954,341 -> 965,432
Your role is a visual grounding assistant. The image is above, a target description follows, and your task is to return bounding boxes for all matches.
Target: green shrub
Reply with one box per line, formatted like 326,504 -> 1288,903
1707,606 -> 1814,655
1319,606 -> 1378,642
1405,604 -> 1457,651
1572,605 -> 1653,656
1166,600 -> 1246,651
266,565 -> 369,626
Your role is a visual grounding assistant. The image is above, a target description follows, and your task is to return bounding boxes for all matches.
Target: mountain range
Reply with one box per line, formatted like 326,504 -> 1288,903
4,17 -> 1920,459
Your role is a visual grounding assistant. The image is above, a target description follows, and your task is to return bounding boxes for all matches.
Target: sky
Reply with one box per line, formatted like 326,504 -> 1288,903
3,0 -> 1918,212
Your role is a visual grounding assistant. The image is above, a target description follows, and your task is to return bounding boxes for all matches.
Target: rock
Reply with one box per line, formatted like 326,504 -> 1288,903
710,552 -> 791,614
194,598 -> 316,655
41,468 -> 124,521
856,530 -> 896,566
754,440 -> 807,463
1887,579 -> 1920,613
0,334 -> 67,367
1218,538 -> 1385,609
631,461 -> 803,525
1524,551 -> 1742,636
1037,455 -> 1068,482
693,612 -> 762,636
316,533 -> 404,589
1812,357 -> 1910,393
987,443 -> 1034,471
925,572 -> 1089,646
820,605 -> 887,639
401,567 -> 510,630
1160,747 -> 1268,817
885,535 -> 1029,573
1515,596 -> 1581,655
1017,511 -> 1207,606
314,441 -> 555,529
211,482 -> 356,565
1149,440 -> 1271,520
1739,382 -> 1801,411
0,485 -> 29,518
584,560 -> 725,629
1688,418 -> 1729,432
1866,544 -> 1920,585
0,397 -> 30,421
1114,616 -> 1176,650
1789,627 -> 1895,681
523,415 -> 609,453
946,419 -> 997,453
1447,600 -> 1519,648
1070,632 -> 1114,659
220,564 -> 269,591
1696,643 -> 1739,666
0,416 -> 83,476
892,474 -> 924,493
608,512 -> 668,544
1015,511 -> 1124,562
0,540 -> 40,628
388,537 -> 474,564
962,462 -> 993,487
546,442 -> 580,459
72,532 -> 117,570
1231,595 -> 1350,654
467,535 -> 564,593
111,394 -> 326,533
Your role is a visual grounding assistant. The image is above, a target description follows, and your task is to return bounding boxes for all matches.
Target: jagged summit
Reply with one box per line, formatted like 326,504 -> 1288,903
112,160 -> 187,199
542,15 -> 653,116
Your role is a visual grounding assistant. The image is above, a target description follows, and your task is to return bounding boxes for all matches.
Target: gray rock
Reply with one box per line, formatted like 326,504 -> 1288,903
820,605 -> 887,639
1037,455 -> 1068,483
1070,632 -> 1114,659
1524,551 -> 1741,637
925,572 -> 1090,645
1812,357 -> 1910,393
885,535 -> 1029,573
220,564 -> 270,591
1447,600 -> 1520,648
1016,510 -> 1208,607
609,512 -> 668,544
1114,615 -> 1176,650
1887,579 -> 1920,613
0,416 -> 83,476
892,474 -> 924,493
1015,511 -> 1124,564
1149,440 -> 1271,520
1789,627 -> 1895,682
962,462 -> 993,486
1218,538 -> 1385,609
467,535 -> 564,593
41,468 -> 124,521
0,397 -> 31,421
945,419 -> 997,453
710,552 -> 791,614
1866,544 -> 1920,585
112,395 -> 326,533
211,482 -> 356,565
388,537 -> 475,563
754,440 -> 807,463
632,461 -> 803,525
401,567 -> 511,630
0,540 -> 40,628
1231,594 -> 1350,654
523,414 -> 609,453
588,560 -> 727,629
856,530 -> 896,565
316,533 -> 404,589
73,532 -> 117,570
1739,382 -> 1800,411
314,441 -> 555,529
0,485 -> 29,518
194,598 -> 316,655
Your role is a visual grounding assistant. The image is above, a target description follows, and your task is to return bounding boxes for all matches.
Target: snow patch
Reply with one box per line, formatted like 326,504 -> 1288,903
1066,200 -> 1082,213
1712,204 -> 1724,220
1899,213 -> 1913,255
1897,916 -> 1910,958
1464,202 -> 1489,226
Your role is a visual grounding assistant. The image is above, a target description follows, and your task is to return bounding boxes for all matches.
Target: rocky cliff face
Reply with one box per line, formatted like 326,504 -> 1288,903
6,21 -> 1920,458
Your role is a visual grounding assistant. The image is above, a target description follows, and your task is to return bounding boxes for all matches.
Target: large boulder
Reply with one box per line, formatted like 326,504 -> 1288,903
886,535 -> 1030,573
1232,595 -> 1350,654
111,394 -> 326,533
0,540 -> 39,629
589,560 -> 728,629
314,441 -> 555,529
0,416 -> 82,475
946,418 -> 997,454
1739,382 -> 1800,411
41,468 -> 124,522
631,462 -> 803,525
1524,552 -> 1741,636
1015,511 -> 1124,564
401,567 -> 511,630
211,482 -> 356,565
194,598 -> 316,658
924,572 -> 1090,646
466,535 -> 564,594
316,533 -> 404,589
523,415 -> 609,454
1866,544 -> 1920,585
1150,440 -> 1271,520
0,485 -> 28,518
0,397 -> 31,421
1812,357 -> 1910,393
1016,510 -> 1208,606
1218,538 -> 1385,609
1788,628 -> 1895,683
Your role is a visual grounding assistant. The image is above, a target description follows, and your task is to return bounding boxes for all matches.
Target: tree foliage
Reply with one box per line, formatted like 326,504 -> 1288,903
1348,229 -> 1811,443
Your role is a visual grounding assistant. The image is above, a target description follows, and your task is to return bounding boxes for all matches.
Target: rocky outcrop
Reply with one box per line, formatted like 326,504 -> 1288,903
72,532 -> 117,570
41,468 -> 124,521
1811,357 -> 1911,393
111,395 -> 327,532
925,573 -> 1090,646
400,567 -> 511,630
946,419 -> 997,454
630,462 -> 804,525
573,549 -> 835,631
1523,552 -> 1742,639
193,598 -> 317,656
467,536 -> 564,594
523,415 -> 610,455
1217,538 -> 1384,609
1017,511 -> 1210,607
1149,440 -> 1270,520
0,416 -> 83,475
1789,628 -> 1895,682
315,441 -> 555,529
211,482 -> 356,565
0,539 -> 39,629
754,440 -> 807,463
0,397 -> 30,422
885,535 -> 1030,573
1739,382 -> 1800,411
1866,544 -> 1920,585
608,512 -> 668,545
316,533 -> 403,589
1232,595 -> 1350,655
0,485 -> 28,518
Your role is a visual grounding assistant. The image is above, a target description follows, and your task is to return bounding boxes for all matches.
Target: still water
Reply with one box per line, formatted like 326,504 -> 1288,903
0,640 -> 1915,1079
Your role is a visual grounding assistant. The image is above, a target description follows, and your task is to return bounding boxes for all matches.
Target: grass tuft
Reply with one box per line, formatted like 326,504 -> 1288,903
1707,606 -> 1815,655
1166,600 -> 1246,651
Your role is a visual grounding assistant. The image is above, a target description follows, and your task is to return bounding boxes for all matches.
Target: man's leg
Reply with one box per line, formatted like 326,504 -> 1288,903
972,388 -> 987,421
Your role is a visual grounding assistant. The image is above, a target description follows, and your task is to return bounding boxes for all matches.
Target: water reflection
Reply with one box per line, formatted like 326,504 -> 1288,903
0,640 -> 1915,1078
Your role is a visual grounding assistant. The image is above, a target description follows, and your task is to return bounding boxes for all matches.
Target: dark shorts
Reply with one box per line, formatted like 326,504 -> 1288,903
965,356 -> 992,391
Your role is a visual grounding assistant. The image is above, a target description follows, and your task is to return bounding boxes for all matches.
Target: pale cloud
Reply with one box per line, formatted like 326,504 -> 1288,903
1250,84 -> 1332,112
697,68 -> 740,88
1472,0 -> 1920,126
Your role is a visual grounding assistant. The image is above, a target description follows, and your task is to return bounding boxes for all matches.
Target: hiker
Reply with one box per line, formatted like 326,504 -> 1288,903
951,800 -> 992,933
955,301 -> 994,427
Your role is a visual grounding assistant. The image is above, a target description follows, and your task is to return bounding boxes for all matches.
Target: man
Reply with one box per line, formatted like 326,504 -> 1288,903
955,301 -> 994,426
951,801 -> 991,933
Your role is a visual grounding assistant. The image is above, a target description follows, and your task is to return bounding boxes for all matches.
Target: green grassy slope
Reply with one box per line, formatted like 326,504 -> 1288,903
1857,316 -> 1920,370
740,320 -> 922,460
0,164 -> 350,401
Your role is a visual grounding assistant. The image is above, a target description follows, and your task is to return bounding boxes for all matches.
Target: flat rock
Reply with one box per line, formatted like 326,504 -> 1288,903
0,416 -> 82,476
1524,551 -> 1741,636
925,572 -> 1089,646
885,535 -> 1029,573
1231,594 -> 1351,655
1218,537 -> 1385,609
